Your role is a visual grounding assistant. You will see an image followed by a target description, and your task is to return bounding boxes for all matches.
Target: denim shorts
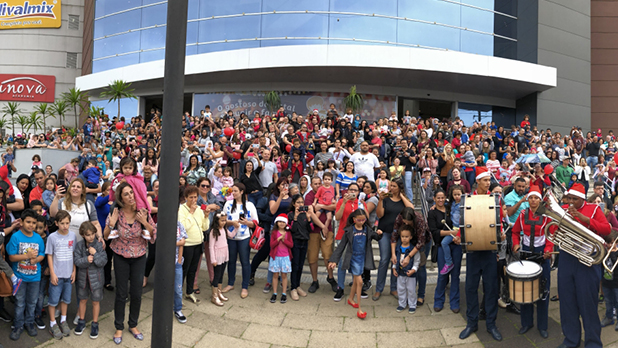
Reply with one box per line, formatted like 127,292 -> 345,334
77,285 -> 103,302
48,278 -> 72,307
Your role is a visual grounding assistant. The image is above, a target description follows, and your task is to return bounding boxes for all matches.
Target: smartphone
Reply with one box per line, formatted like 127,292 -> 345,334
56,179 -> 66,191
252,144 -> 259,148
239,212 -> 246,219
299,206 -> 309,212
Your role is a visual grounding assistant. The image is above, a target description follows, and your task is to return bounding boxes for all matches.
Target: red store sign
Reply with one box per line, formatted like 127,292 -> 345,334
0,74 -> 55,103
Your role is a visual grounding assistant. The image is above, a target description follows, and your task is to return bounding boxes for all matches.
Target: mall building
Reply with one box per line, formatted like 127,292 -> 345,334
1,0 -> 84,129
72,0 -> 616,134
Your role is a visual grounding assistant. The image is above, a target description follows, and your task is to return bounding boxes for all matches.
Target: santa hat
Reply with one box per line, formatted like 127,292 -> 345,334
566,183 -> 586,200
313,109 -> 319,113
475,166 -> 491,180
527,185 -> 542,200
274,214 -> 288,225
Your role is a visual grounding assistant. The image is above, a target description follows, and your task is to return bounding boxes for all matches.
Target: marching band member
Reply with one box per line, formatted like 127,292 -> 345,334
558,183 -> 611,348
456,167 -> 503,341
511,185 -> 554,339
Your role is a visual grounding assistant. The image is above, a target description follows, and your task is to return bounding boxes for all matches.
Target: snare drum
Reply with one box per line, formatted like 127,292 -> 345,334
506,261 -> 542,304
459,194 -> 501,253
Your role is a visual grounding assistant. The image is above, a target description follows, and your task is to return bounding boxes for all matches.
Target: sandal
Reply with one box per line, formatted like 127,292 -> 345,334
185,293 -> 201,304
194,288 -> 201,295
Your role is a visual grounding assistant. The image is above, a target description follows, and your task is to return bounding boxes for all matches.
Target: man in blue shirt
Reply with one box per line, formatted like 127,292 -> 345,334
504,178 -> 529,225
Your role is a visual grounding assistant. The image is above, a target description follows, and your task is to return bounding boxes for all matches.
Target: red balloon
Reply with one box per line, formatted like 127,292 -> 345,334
233,152 -> 241,160
544,165 -> 553,175
614,153 -> 618,165
115,122 -> 124,130
224,127 -> 235,137
286,144 -> 292,153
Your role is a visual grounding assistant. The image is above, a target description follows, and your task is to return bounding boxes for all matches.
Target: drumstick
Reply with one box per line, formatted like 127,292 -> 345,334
441,219 -> 457,237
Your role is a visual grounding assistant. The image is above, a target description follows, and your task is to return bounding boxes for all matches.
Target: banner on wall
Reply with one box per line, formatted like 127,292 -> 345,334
0,74 -> 56,102
0,0 -> 62,29
193,91 -> 396,122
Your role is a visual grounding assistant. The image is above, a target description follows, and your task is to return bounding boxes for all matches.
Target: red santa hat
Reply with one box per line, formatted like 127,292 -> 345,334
566,183 -> 586,200
527,185 -> 542,200
475,166 -> 491,180
274,214 -> 288,225
313,109 -> 319,114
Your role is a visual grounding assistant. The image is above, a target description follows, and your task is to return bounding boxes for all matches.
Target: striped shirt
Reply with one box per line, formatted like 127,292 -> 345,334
336,173 -> 357,191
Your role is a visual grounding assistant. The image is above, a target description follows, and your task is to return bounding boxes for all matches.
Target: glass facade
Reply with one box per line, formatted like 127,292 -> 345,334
93,0 -> 517,73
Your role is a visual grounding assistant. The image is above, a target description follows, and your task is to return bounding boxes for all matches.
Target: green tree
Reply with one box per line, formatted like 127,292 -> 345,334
344,85 -> 364,114
62,87 -> 88,129
16,115 -> 29,135
1,101 -> 23,136
263,91 -> 281,116
99,80 -> 137,119
49,99 -> 69,128
34,102 -> 53,132
27,111 -> 43,134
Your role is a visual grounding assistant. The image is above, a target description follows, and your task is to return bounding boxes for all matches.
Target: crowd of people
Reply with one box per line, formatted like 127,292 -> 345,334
0,104 -> 616,347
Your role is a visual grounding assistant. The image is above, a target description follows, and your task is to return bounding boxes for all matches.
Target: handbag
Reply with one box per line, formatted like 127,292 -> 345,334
0,272 -> 12,297
249,220 -> 265,250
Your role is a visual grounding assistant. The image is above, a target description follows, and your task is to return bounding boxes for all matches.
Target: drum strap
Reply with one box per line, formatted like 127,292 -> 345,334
523,208 -> 543,250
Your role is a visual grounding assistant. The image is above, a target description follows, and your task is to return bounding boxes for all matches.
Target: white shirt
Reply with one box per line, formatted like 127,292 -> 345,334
350,152 -> 380,181
259,160 -> 277,188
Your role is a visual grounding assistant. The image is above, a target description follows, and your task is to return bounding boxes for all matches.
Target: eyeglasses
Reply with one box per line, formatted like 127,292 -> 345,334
200,184 -> 210,188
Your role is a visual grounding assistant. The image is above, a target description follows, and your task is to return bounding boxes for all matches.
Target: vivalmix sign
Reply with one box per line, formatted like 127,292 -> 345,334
0,74 -> 55,102
0,0 -> 61,29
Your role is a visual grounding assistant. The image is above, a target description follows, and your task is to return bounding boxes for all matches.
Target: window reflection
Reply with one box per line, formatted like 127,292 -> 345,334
93,0 -> 521,72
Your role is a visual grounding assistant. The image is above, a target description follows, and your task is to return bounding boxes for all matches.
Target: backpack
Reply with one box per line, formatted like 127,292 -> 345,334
249,220 -> 265,250
0,271 -> 11,297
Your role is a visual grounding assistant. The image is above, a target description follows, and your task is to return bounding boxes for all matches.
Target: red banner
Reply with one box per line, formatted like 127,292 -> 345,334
0,74 -> 55,102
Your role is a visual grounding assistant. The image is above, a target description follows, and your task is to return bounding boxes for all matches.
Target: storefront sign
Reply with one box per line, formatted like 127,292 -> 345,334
0,0 -> 62,29
0,74 -> 55,102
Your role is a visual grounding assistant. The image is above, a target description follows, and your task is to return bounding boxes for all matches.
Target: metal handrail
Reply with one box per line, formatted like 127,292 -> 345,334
415,170 -> 429,220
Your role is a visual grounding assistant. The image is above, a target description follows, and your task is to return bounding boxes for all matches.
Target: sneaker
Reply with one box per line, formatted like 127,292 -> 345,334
280,294 -> 287,304
25,323 -> 37,337
497,298 -> 507,308
59,321 -> 70,337
74,319 -> 86,335
108,229 -> 120,239
334,288 -> 344,302
49,324 -> 62,340
396,306 -> 405,312
270,294 -> 277,303
362,280 -> 372,292
263,283 -> 272,293
34,316 -> 46,330
90,322 -> 99,339
249,276 -> 255,286
175,311 -> 187,324
10,326 -> 24,341
327,277 -> 338,292
0,308 -> 13,322
73,314 -> 80,326
308,281 -> 319,293
439,263 -> 455,275
12,278 -> 22,296
361,290 -> 368,299
409,307 -> 416,314
601,316 -> 615,327
142,229 -> 151,240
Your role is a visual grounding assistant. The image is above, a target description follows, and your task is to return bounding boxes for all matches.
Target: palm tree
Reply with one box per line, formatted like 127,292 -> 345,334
99,80 -> 137,119
344,85 -> 364,114
34,103 -> 52,132
1,101 -> 23,136
27,111 -> 43,134
62,88 -> 88,129
0,117 -> 7,138
16,115 -> 29,135
50,99 -> 69,128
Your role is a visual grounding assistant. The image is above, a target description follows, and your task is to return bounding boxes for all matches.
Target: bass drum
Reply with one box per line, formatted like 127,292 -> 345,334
460,194 -> 501,253
506,260 -> 543,304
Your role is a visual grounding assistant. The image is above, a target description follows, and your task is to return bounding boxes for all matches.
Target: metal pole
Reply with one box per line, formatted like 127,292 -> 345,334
151,0 -> 188,346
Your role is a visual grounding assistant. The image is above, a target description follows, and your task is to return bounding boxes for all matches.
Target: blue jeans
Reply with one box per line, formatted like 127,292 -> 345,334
587,156 -> 599,170
35,274 -> 49,317
376,232 -> 396,293
248,191 -> 263,207
404,171 -> 414,201
434,244 -> 462,310
337,259 -> 347,290
227,238 -> 251,289
603,286 -> 618,320
174,261 -> 183,312
417,239 -> 431,300
48,277 -> 73,307
14,281 -> 40,329
442,235 -> 454,266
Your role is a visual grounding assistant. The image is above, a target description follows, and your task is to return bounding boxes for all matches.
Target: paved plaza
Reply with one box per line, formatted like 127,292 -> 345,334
0,266 -> 611,348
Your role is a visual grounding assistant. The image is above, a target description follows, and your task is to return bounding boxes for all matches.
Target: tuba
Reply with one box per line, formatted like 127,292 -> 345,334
540,191 -> 617,273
